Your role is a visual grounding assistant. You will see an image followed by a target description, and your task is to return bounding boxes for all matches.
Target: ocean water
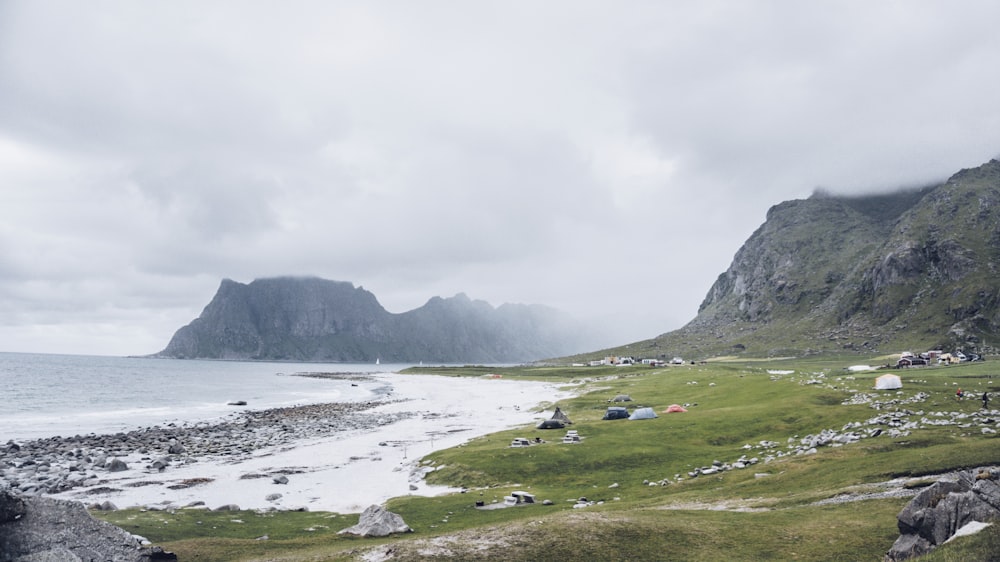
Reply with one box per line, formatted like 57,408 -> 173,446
0,352 -> 412,442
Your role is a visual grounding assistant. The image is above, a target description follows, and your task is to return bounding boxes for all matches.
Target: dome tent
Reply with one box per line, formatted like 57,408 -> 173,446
536,419 -> 566,429
875,373 -> 902,390
602,406 -> 629,420
628,407 -> 658,420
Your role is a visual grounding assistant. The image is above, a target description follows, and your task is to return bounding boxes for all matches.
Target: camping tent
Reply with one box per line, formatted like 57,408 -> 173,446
611,394 -> 633,402
664,404 -> 687,413
602,406 -> 630,420
536,419 -> 566,429
875,373 -> 902,390
628,407 -> 658,420
550,406 -> 572,425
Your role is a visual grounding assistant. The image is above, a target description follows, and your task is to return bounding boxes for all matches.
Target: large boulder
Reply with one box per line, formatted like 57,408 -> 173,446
0,489 -> 26,523
0,491 -> 175,561
885,467 -> 1000,561
338,504 -> 413,537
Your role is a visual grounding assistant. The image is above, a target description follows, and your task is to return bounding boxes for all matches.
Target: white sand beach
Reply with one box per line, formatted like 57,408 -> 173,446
47,373 -> 576,513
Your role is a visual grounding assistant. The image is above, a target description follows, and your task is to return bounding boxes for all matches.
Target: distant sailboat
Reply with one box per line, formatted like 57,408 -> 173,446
375,357 -> 380,365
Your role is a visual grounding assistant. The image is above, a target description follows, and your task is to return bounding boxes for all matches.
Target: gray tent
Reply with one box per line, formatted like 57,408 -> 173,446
628,407 -> 658,420
550,406 -> 572,425
602,406 -> 630,420
536,419 -> 566,429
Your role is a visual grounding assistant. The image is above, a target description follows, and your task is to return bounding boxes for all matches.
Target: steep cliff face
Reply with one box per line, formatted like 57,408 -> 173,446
696,196 -> 890,325
640,158 -> 1000,358
157,277 -> 590,363
850,160 -> 1000,345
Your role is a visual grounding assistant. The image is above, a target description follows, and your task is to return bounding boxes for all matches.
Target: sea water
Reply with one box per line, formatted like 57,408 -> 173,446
0,352 -> 412,442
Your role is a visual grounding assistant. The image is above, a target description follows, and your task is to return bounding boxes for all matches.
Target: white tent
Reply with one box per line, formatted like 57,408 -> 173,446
875,373 -> 902,390
628,407 -> 658,420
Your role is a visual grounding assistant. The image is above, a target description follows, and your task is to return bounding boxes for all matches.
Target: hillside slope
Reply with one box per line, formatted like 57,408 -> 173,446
594,158 -> 1000,360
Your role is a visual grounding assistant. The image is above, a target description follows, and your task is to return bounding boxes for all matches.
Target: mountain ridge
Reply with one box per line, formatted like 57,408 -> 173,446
582,157 -> 1000,361
156,276 -> 593,363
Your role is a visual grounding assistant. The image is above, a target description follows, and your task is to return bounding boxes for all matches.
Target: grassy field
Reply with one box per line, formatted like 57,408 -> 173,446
95,356 -> 1000,561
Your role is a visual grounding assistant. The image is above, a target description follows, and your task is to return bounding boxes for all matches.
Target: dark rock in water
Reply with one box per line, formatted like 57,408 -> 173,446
167,442 -> 185,455
227,400 -> 248,406
338,504 -> 412,537
885,466 -> 1000,561
0,491 -> 174,561
107,458 -> 129,472
272,475 -> 289,485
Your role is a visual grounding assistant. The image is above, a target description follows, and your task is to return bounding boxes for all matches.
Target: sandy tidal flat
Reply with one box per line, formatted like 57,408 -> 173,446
40,373 -> 574,513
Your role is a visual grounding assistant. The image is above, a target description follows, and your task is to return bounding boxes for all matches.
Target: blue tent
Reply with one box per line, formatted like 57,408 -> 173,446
628,407 -> 658,420
602,406 -> 629,420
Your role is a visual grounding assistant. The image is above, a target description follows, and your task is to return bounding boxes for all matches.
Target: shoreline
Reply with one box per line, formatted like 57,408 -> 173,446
1,373 -> 575,513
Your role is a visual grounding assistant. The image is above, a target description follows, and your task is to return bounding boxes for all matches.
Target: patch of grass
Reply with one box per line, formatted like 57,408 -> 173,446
363,500 -> 906,561
98,508 -> 347,543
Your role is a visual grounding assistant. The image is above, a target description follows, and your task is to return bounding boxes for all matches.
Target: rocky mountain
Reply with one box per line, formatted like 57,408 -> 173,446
601,158 -> 1000,360
155,277 -> 591,363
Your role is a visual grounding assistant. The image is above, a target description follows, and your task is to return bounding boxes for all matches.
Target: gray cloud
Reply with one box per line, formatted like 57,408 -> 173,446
2,1 -> 1000,355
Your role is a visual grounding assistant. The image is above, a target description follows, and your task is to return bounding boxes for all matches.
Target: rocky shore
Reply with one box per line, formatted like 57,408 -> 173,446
0,398 -> 411,504
0,372 -> 569,515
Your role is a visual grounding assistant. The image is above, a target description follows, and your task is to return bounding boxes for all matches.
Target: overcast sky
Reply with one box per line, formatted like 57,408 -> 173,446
2,1 -> 1000,357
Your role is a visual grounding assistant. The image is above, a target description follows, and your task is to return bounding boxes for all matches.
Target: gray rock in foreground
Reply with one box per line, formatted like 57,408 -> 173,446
885,466 -> 1000,561
338,504 -> 412,538
0,490 -> 175,561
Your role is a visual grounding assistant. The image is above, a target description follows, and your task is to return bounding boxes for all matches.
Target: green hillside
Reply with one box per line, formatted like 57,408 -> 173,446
97,357 -> 999,560
579,159 -> 1000,364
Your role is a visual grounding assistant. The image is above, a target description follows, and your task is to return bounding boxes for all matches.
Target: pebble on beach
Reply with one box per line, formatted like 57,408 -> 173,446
0,400 -> 412,507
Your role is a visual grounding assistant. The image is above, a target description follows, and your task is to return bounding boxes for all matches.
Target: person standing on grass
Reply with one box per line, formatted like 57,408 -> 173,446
983,392 -> 990,409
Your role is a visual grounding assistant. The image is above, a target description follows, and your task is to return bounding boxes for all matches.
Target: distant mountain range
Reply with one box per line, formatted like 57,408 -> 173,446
590,157 -> 1000,360
155,277 -> 594,363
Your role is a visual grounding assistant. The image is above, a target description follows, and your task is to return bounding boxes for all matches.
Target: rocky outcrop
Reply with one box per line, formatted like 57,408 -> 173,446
157,277 -> 594,363
885,466 -> 1000,561
338,504 -> 412,537
0,490 -> 175,561
637,158 -> 1000,359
